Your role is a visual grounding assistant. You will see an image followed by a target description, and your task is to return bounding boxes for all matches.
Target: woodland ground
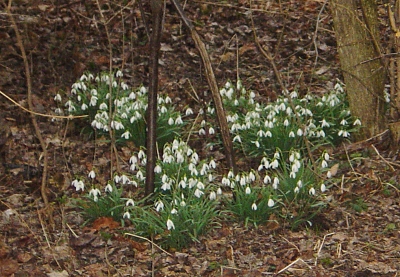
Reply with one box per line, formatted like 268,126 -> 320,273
0,0 -> 399,276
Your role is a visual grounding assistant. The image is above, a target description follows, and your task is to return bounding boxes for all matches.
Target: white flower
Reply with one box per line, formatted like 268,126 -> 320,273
99,102 -> 108,110
271,159 -> 279,169
289,131 -> 295,138
81,103 -> 88,111
273,177 -> 279,189
233,135 -> 242,143
338,130 -> 350,137
54,94 -> 62,102
284,119 -> 290,126
251,203 -> 258,211
154,165 -> 162,173
297,180 -> 303,188
297,128 -> 303,136
309,187 -> 316,195
209,127 -> 215,135
264,175 -> 271,184
340,119 -> 348,126
186,108 -> 194,115
209,191 -> 217,200
324,153 -> 330,161
126,199 -> 135,206
89,188 -> 101,202
88,170 -> 96,179
105,184 -> 113,192
72,179 -> 85,191
321,160 -> 328,168
155,200 -> 164,212
327,171 -> 332,178
217,188 -> 222,195
171,208 -> 178,215
167,219 -> 175,230
89,96 -> 98,106
194,189 -> 204,198
353,119 -> 361,126
116,70 -> 123,77
320,119 -> 330,128
168,117 -> 174,125
121,131 -> 131,139
294,187 -> 300,193
199,128 -> 206,135
175,116 -> 183,125
123,212 -> 130,219
268,198 -> 275,207
245,187 -> 251,194
320,183 -> 327,193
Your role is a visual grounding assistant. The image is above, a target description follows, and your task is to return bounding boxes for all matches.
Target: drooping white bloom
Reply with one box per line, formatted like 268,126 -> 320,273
154,165 -> 162,173
324,153 -> 330,161
121,131 -> 131,139
353,119 -> 361,126
89,188 -> 101,202
88,170 -> 96,179
209,127 -> 215,135
126,199 -> 135,206
264,175 -> 271,184
167,219 -> 175,230
186,108 -> 194,116
217,187 -> 222,195
194,188 -> 204,198
321,160 -> 328,169
123,212 -> 131,219
245,187 -> 251,195
209,191 -> 217,200
155,200 -> 164,212
105,183 -> 113,192
273,177 -> 279,189
251,203 -> 258,211
54,94 -> 62,102
297,128 -> 303,136
320,183 -> 326,193
268,198 -> 275,207
309,187 -> 316,195
289,131 -> 295,138
72,179 -> 85,191
171,208 -> 178,215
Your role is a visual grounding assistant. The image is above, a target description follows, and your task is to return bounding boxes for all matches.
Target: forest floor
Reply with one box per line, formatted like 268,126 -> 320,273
0,0 -> 399,276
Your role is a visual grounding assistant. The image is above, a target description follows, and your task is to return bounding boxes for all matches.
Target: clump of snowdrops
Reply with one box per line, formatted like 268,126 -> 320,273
203,80 -> 360,228
72,139 -> 221,249
54,70 -> 188,148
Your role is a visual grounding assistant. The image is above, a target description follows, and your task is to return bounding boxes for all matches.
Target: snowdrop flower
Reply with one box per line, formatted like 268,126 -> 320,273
54,94 -> 62,102
121,131 -> 131,139
320,119 -> 330,128
161,181 -> 171,191
72,179 -> 85,191
353,119 -> 361,126
121,175 -> 130,184
320,183 -> 326,193
251,203 -> 258,211
167,219 -> 175,230
175,116 -> 183,125
245,187 -> 251,194
338,130 -> 350,137
297,128 -> 303,136
155,200 -> 164,212
321,160 -> 328,168
270,159 -> 279,169
126,199 -> 135,206
294,187 -> 300,193
217,187 -> 222,195
209,127 -> 215,135
123,212 -> 131,219
273,177 -> 279,189
264,175 -> 271,184
209,191 -> 217,200
327,171 -> 332,178
309,187 -> 316,195
186,108 -> 194,115
324,153 -> 330,161
233,135 -> 242,143
105,183 -> 113,193
289,131 -> 295,138
268,198 -> 275,207
89,188 -> 101,202
194,189 -> 204,198
89,96 -> 98,106
88,170 -> 96,179
154,165 -> 162,173
340,119 -> 348,126
99,102 -> 107,110
284,119 -> 290,127
138,150 -> 146,159
222,177 -> 230,186
265,130 -> 272,137
199,128 -> 206,135
171,208 -> 178,215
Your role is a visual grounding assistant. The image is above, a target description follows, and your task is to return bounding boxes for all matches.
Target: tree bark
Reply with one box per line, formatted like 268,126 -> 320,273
331,0 -> 386,139
145,0 -> 163,196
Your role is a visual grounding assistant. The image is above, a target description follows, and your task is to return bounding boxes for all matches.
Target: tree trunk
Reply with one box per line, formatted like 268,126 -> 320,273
331,0 -> 386,139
